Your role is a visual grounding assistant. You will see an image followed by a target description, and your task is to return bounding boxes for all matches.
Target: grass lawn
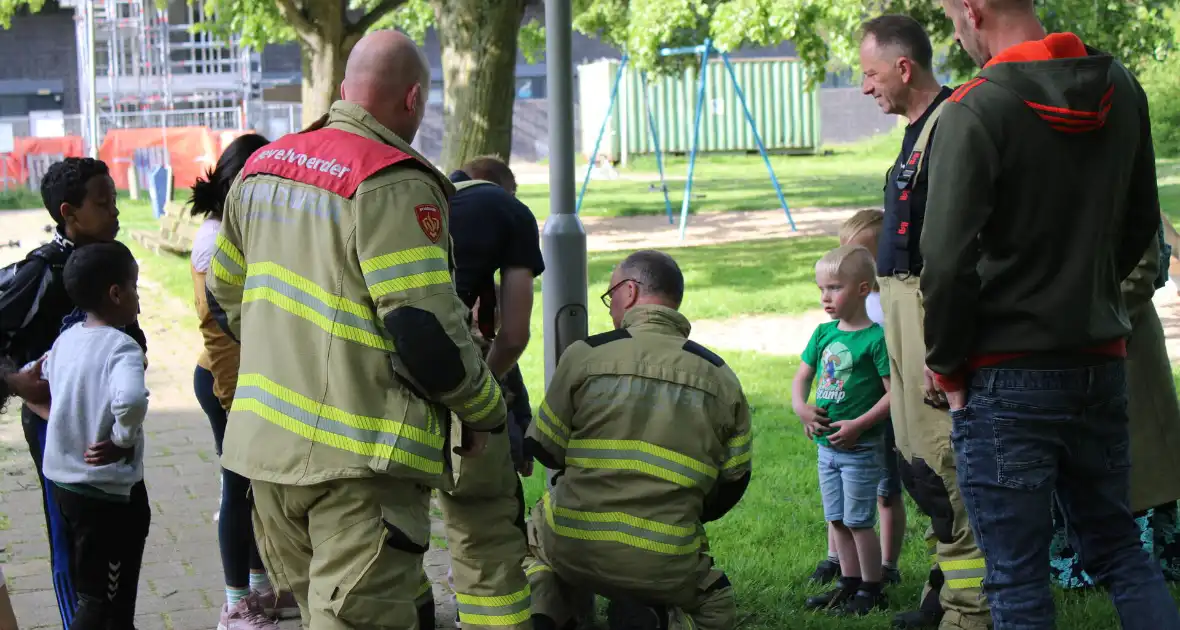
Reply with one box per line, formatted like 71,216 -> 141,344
0,188 -> 44,211
514,132 -> 1180,225
516,133 -> 902,222
121,162 -> 1180,628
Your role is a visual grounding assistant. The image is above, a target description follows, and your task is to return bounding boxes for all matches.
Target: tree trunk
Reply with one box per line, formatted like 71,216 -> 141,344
291,0 -> 364,129
432,0 -> 526,172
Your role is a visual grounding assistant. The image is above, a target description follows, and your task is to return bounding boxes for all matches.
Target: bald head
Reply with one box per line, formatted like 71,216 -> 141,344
940,0 -> 1042,66
340,30 -> 431,142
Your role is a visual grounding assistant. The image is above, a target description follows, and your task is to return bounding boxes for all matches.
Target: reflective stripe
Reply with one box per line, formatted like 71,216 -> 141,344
243,262 -> 393,351
524,562 -> 551,577
455,586 -> 531,626
458,375 -> 503,424
212,233 -> 246,286
534,401 -> 569,449
360,246 -> 452,299
941,558 -> 987,590
234,373 -> 445,475
566,438 -> 717,488
722,431 -> 751,471
543,492 -> 702,555
415,578 -> 433,607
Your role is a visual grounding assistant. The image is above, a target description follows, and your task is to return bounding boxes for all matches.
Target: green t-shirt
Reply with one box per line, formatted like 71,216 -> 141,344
801,321 -> 890,447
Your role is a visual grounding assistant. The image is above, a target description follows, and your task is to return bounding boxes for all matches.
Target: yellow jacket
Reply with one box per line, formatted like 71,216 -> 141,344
206,101 -> 506,488
528,305 -> 752,602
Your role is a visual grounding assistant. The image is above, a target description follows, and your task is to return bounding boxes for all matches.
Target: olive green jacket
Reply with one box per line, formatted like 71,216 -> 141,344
1123,231 -> 1180,512
527,305 -> 752,601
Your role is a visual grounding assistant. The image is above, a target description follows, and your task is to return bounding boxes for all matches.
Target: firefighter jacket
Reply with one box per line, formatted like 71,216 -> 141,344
206,101 -> 507,488
525,304 -> 752,602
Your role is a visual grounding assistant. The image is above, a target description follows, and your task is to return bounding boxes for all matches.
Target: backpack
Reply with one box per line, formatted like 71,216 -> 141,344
0,239 -> 69,358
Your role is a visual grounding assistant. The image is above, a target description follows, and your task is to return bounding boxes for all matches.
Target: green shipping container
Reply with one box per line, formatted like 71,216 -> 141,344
577,56 -> 821,163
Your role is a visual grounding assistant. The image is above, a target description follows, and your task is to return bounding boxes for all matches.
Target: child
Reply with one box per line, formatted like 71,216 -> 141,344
808,210 -> 906,586
42,241 -> 151,630
793,244 -> 892,616
0,158 -> 147,629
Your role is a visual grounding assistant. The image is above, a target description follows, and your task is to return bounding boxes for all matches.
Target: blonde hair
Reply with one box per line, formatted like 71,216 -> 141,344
839,209 -> 885,246
816,244 -> 877,285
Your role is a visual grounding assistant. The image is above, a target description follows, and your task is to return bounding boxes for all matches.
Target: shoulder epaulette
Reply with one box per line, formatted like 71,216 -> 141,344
584,329 -> 632,348
682,339 -> 725,367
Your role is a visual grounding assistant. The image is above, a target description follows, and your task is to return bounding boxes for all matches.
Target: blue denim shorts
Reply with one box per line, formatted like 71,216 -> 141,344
818,439 -> 885,529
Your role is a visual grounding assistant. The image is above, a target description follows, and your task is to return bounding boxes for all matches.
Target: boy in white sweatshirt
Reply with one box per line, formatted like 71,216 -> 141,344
41,240 -> 150,630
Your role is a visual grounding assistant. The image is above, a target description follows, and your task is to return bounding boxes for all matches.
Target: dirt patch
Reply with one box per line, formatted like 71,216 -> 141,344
578,206 -> 862,253
690,310 -> 830,357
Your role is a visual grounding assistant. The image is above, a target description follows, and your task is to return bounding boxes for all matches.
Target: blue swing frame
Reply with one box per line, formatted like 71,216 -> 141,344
575,40 -> 796,240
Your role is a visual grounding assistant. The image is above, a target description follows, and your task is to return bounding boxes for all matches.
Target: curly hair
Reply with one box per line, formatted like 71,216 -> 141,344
40,157 -> 110,225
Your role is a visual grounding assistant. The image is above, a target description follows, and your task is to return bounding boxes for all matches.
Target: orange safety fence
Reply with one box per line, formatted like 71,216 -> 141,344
1,127 -> 259,192
101,127 -> 229,191
1,136 -> 85,187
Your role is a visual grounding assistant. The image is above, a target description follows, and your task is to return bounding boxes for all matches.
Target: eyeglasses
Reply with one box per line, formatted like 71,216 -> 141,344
600,278 -> 642,308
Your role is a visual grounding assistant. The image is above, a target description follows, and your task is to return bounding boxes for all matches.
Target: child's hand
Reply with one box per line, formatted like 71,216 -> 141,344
798,405 -> 830,439
827,422 -> 864,449
84,440 -> 135,466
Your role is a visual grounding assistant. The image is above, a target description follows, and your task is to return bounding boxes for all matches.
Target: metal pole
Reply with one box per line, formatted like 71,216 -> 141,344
678,39 -> 711,240
575,55 -> 628,215
85,1 -> 99,158
720,52 -> 795,230
640,71 -> 674,225
541,0 -> 588,389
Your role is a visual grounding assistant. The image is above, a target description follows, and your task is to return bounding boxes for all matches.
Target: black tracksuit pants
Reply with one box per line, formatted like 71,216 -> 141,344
53,480 -> 151,630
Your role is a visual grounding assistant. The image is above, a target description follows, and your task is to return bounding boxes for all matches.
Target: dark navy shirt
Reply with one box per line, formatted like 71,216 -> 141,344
878,86 -> 954,276
447,171 -> 545,308
447,170 -> 544,463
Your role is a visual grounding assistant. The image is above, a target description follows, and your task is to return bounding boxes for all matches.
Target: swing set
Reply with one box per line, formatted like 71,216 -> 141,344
576,39 -> 798,240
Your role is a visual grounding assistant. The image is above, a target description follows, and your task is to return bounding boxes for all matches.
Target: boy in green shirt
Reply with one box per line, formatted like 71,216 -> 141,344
792,244 -> 892,616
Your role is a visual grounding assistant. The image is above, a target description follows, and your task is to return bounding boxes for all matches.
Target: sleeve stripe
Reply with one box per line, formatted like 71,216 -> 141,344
362,250 -> 450,288
360,245 -> 446,275
456,376 -> 503,423
368,271 -> 453,299
215,233 -> 246,268
535,400 -> 569,449
722,432 -> 752,470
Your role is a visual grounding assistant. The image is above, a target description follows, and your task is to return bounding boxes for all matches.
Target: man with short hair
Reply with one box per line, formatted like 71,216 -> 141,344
524,250 -> 752,630
923,1 -> 1180,628
859,14 -> 991,630
439,155 -> 544,629
206,30 -> 506,628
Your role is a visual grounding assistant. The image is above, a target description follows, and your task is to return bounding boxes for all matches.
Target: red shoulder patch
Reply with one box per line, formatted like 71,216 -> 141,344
241,127 -> 416,198
415,204 -> 443,243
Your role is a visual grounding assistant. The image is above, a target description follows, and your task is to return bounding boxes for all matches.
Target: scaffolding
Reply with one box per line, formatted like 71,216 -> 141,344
64,0 -> 260,156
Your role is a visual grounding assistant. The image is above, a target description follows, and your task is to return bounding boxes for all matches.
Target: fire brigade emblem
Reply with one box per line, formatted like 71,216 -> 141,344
415,204 -> 443,243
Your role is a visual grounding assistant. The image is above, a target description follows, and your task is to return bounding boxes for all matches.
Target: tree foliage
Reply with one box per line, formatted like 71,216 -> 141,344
570,0 -> 1180,88
884,0 -> 1180,80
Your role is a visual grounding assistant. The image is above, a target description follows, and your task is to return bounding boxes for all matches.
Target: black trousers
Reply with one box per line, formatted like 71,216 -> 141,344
54,481 -> 151,630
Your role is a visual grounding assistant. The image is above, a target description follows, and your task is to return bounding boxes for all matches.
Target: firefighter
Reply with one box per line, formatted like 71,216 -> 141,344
205,30 -> 506,629
858,15 -> 991,630
439,156 -> 545,629
524,250 -> 752,630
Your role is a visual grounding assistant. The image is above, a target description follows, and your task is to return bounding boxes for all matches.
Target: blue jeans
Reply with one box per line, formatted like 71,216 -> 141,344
818,439 -> 884,529
953,360 -> 1180,630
